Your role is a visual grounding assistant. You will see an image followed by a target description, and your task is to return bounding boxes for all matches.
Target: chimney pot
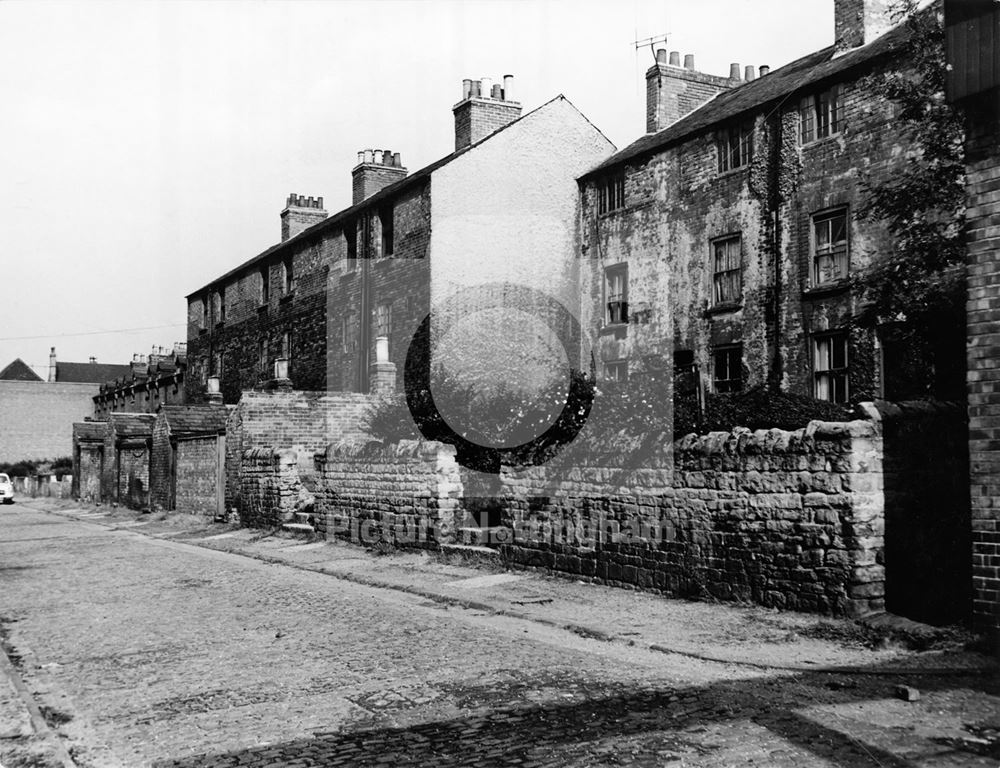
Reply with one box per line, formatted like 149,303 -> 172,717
759,65 -> 770,76
471,79 -> 481,98
481,76 -> 492,98
669,51 -> 681,66
683,54 -> 695,70
491,83 -> 502,99
318,196 -> 323,207
462,78 -> 472,99
373,149 -> 383,164
357,151 -> 364,165
364,149 -> 374,164
392,152 -> 401,167
729,63 -> 742,80
382,149 -> 392,165
655,48 -> 667,64
89,356 -> 97,364
503,74 -> 513,101
745,65 -> 756,81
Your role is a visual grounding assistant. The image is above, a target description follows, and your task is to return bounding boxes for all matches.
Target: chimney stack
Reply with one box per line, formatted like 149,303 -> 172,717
834,0 -> 896,52
48,347 -> 56,382
744,65 -> 756,81
453,73 -> 522,151
352,148 -> 408,205
646,51 -> 736,133
729,63 -> 742,80
281,193 -> 328,242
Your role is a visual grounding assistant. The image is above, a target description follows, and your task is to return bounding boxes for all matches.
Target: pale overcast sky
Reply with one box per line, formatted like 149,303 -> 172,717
0,0 -> 832,377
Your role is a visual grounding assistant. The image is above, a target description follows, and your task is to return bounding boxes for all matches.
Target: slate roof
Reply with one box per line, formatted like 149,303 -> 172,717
73,422 -> 107,441
109,413 -> 155,438
0,358 -> 42,381
56,362 -> 133,384
186,95 -> 608,298
580,18 -> 914,180
159,405 -> 228,436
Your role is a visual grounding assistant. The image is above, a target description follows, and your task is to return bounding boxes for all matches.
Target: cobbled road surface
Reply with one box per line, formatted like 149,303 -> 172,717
1,502 -> 998,767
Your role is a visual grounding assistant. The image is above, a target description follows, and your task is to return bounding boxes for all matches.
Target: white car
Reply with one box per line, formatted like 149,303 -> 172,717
0,474 -> 12,504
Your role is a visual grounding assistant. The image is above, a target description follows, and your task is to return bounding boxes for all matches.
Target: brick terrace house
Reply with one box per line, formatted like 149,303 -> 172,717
185,78 -> 614,404
577,0 -> 955,403
92,343 -> 188,419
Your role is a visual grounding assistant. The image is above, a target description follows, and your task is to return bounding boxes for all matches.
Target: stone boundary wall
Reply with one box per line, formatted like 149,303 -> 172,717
315,440 -> 463,547
239,448 -> 306,528
497,420 -> 884,617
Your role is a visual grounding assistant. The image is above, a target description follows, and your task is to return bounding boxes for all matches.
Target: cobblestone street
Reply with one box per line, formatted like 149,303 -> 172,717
1,499 -> 998,767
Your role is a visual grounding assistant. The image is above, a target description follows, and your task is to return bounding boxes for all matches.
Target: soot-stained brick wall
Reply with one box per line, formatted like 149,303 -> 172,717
224,390 -> 372,515
580,56 -> 919,401
314,440 -> 464,547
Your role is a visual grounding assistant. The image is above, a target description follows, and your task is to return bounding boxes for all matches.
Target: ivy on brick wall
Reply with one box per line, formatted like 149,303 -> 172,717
853,0 -> 967,398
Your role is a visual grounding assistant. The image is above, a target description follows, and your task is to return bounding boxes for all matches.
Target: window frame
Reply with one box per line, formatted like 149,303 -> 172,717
603,263 -> 629,326
597,171 -> 625,215
260,266 -> 270,305
379,204 -> 394,258
711,234 -> 743,306
717,120 -> 754,173
810,207 -> 850,287
813,331 -> 849,403
281,257 -> 295,295
712,344 -> 744,394
800,85 -> 841,144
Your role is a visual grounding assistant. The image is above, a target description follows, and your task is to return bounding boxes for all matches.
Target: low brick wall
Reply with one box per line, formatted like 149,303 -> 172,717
497,420 -> 884,617
315,440 -> 463,547
239,448 -> 308,528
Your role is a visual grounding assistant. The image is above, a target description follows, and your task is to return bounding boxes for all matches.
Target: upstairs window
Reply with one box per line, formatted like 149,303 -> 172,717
211,290 -> 224,325
342,312 -> 358,353
811,208 -> 849,286
201,296 -> 209,329
718,120 -> 753,173
800,85 -> 841,143
712,235 -> 742,305
713,345 -> 743,393
604,264 -> 628,325
345,221 -> 358,267
260,266 -> 270,304
281,257 -> 294,295
380,205 -> 394,257
814,331 -> 849,403
375,303 -> 392,339
258,339 -> 268,371
597,171 -> 625,215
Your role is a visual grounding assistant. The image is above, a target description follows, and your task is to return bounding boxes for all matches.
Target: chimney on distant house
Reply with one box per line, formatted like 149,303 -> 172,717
453,74 -> 522,151
280,194 -> 328,242
834,0 -> 896,52
48,347 -> 56,382
645,50 -> 737,133
351,149 -> 408,205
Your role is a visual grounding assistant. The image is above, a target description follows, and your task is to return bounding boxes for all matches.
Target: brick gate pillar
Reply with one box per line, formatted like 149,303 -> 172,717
966,109 -> 1000,638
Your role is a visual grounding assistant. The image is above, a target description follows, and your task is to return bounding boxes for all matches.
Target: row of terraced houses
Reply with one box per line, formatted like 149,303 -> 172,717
72,0 -> 1000,636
